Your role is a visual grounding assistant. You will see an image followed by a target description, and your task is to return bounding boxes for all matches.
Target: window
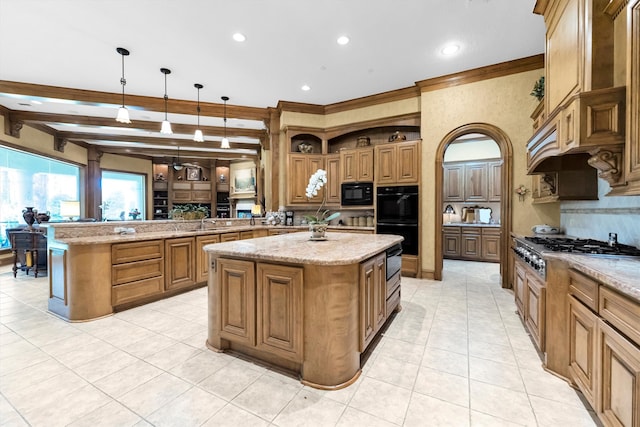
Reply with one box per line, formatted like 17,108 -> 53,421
101,171 -> 146,221
0,146 -> 80,248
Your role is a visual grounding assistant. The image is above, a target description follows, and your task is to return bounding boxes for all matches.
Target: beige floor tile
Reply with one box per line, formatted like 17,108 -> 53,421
39,332 -> 102,357
93,360 -> 164,398
404,393 -> 470,427
54,340 -> 118,370
469,356 -> 525,392
146,386 -> 227,427
67,400 -> 142,427
414,366 -> 470,408
377,337 -> 426,365
198,358 -> 263,400
119,331 -> 177,358
421,347 -> 469,377
169,350 -> 232,384
0,358 -> 70,395
348,377 -> 411,425
201,403 -> 270,427
519,367 -> 586,408
72,349 -> 138,383
274,389 -> 346,427
364,353 -> 420,390
469,380 -> 537,426
231,372 -> 302,421
118,372 -> 192,417
468,339 -> 518,365
335,407 -> 398,427
529,395 -> 598,426
143,342 -> 202,370
470,410 -> 527,426
0,393 -> 29,426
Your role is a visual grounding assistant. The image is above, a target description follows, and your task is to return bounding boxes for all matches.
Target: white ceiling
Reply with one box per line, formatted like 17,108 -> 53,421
0,0 -> 545,159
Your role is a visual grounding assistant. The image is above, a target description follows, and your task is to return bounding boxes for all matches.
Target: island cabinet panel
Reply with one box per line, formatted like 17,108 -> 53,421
196,235 -> 220,283
217,258 -> 256,346
568,295 -> 598,408
256,263 -> 303,362
359,253 -> 386,352
598,320 -> 640,427
165,237 -> 196,291
525,272 -> 546,352
111,240 -> 165,307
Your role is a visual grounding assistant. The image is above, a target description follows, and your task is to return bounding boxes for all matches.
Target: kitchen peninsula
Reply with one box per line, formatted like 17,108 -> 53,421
203,232 -> 403,389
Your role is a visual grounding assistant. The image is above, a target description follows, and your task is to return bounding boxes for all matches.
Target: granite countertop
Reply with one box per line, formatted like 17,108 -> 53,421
47,224 -> 375,245
203,232 -> 403,265
443,222 -> 500,228
547,252 -> 640,303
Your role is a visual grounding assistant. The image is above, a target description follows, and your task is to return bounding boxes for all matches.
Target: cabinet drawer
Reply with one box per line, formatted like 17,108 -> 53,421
192,191 -> 211,201
220,232 -> 240,242
481,227 -> 501,236
386,285 -> 401,315
112,276 -> 164,306
569,269 -> 599,312
386,271 -> 401,299
599,286 -> 640,347
112,258 -> 164,285
240,231 -> 254,240
192,182 -> 211,191
172,182 -> 191,190
112,240 -> 163,264
461,227 -> 481,234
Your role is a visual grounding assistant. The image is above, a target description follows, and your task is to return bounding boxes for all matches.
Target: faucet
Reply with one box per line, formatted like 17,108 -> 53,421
608,232 -> 618,247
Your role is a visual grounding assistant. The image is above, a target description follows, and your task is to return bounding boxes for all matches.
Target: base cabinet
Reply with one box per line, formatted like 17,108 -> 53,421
568,295 -> 599,408
513,257 -> 546,352
196,235 -> 220,283
359,253 -> 386,351
165,237 -> 196,291
218,258 -> 256,346
443,226 -> 500,262
111,240 -> 164,306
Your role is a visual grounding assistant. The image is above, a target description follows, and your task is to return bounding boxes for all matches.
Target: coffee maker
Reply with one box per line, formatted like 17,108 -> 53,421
285,211 -> 294,226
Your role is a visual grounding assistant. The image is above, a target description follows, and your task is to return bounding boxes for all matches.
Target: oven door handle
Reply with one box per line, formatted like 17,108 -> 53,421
386,246 -> 403,257
377,222 -> 418,227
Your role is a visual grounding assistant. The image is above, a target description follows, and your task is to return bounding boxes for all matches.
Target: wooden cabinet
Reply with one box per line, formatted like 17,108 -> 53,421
172,181 -> 212,203
359,253 -> 386,351
325,154 -> 341,205
568,295 -> 598,408
165,237 -> 196,291
287,154 -> 324,204
217,258 -> 256,346
464,163 -> 488,202
196,234 -> 220,283
111,240 -> 164,306
442,227 -> 461,258
525,271 -> 546,352
512,257 -> 546,352
598,320 -> 640,427
216,258 -> 304,362
481,227 -> 501,262
487,160 -> 502,202
624,0 -> 640,195
461,227 -> 481,258
340,147 -> 374,182
530,170 -> 598,204
256,263 -> 304,362
220,232 -> 240,242
443,163 -> 464,202
443,159 -> 501,203
374,140 -> 420,185
152,181 -> 169,220
443,226 -> 500,262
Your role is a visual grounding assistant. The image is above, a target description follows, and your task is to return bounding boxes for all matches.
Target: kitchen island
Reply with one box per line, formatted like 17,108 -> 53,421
203,231 -> 403,389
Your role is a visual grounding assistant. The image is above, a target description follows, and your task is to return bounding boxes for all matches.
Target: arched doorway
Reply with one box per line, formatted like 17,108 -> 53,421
434,123 -> 513,288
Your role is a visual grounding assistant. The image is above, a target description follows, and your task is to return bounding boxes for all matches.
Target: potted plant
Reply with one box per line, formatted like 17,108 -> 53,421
303,169 -> 340,239
530,76 -> 544,102
170,204 -> 209,220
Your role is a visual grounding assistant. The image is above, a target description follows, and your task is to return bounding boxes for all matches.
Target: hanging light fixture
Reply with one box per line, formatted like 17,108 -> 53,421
160,68 -> 172,134
115,47 -> 131,124
221,96 -> 230,149
193,83 -> 204,142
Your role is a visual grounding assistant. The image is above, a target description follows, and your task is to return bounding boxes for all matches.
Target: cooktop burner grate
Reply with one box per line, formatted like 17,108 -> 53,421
524,237 -> 640,256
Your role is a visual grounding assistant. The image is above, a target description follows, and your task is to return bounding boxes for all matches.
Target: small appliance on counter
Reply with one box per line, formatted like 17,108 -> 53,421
285,211 -> 294,226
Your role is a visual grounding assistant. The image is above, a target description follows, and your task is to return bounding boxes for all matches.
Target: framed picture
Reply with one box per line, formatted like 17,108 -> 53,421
230,161 -> 256,198
186,167 -> 201,181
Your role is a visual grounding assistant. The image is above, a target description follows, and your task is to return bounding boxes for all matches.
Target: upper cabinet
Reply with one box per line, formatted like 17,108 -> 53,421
529,0 -> 640,195
340,147 -> 374,182
374,140 -> 420,185
443,159 -> 502,203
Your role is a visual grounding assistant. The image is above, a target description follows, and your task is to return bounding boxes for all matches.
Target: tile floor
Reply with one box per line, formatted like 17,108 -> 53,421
0,260 -> 600,426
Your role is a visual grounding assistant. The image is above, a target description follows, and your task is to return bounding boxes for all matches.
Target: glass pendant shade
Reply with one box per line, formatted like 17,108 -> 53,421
161,120 -> 172,134
116,106 -> 131,124
221,137 -> 231,149
193,129 -> 204,142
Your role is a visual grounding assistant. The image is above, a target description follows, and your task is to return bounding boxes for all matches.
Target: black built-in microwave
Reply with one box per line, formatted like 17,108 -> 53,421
341,182 -> 374,206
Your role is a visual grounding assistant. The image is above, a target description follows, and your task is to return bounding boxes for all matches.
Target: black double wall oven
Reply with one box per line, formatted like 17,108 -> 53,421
376,185 -> 419,256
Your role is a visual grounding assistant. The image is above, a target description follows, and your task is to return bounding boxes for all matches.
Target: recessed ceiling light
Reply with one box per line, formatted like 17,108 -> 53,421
441,44 -> 460,56
337,36 -> 350,45
233,33 -> 246,42
301,85 -> 311,91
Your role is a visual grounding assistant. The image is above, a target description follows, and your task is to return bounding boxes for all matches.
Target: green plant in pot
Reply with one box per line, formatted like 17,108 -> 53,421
531,76 -> 545,102
169,204 -> 209,220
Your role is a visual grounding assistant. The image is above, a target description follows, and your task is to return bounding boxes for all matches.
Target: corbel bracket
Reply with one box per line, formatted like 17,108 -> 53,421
54,136 -> 68,152
588,146 -> 625,188
4,114 -> 23,138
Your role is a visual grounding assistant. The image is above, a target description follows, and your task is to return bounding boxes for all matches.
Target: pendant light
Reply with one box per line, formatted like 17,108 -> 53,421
193,83 -> 204,142
160,68 -> 172,134
221,96 -> 230,149
115,47 -> 131,124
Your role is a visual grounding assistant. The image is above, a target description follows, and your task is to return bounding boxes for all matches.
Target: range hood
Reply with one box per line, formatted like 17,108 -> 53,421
527,87 -> 626,193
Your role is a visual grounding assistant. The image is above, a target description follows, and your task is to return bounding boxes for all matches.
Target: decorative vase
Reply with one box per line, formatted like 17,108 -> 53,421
36,211 -> 50,223
309,223 -> 328,240
22,207 -> 37,229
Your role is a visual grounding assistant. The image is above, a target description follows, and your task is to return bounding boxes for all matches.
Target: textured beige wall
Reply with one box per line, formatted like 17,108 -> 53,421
420,69 -> 559,273
324,98 -> 421,128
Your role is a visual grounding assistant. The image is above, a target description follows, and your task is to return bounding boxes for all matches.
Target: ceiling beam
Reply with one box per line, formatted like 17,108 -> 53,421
100,146 -> 258,161
0,80 -> 270,122
9,110 -> 266,139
